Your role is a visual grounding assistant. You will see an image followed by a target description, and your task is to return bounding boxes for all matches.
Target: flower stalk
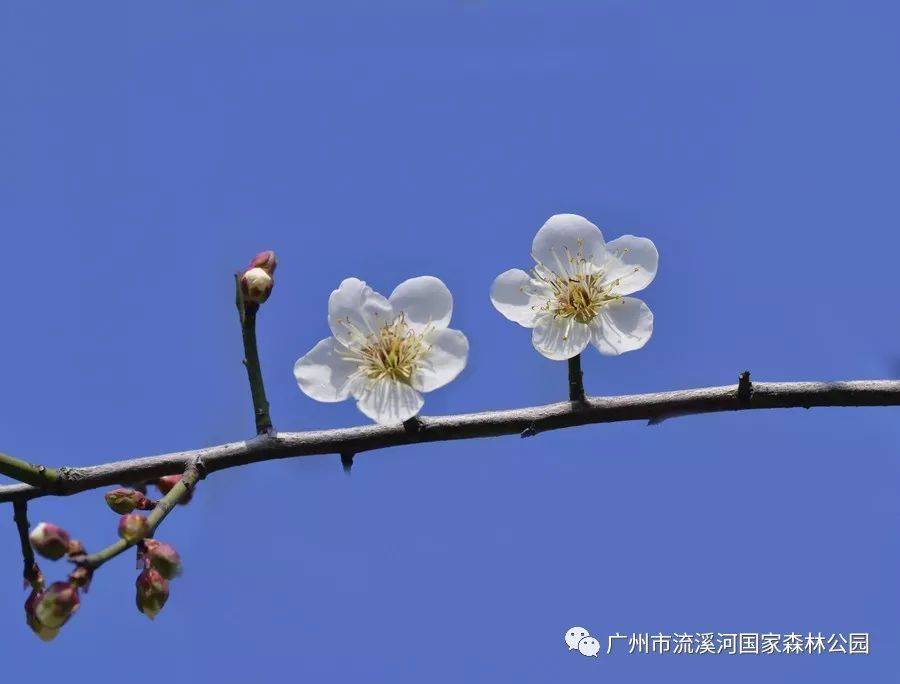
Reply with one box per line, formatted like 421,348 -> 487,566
568,354 -> 585,403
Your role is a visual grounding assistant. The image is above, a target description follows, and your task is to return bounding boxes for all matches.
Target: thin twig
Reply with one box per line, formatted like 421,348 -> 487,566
73,460 -> 205,571
235,275 -> 273,435
12,501 -> 41,588
1,378 -> 897,504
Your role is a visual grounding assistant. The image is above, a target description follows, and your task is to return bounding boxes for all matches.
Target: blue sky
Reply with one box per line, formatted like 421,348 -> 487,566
1,1 -> 899,681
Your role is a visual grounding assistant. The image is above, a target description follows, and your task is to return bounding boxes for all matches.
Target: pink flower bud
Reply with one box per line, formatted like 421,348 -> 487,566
241,267 -> 274,304
248,250 -> 277,274
135,568 -> 169,620
25,589 -> 59,642
157,475 -> 192,504
142,539 -> 182,579
118,514 -> 150,543
105,487 -> 153,514
33,582 -> 80,631
29,523 -> 71,561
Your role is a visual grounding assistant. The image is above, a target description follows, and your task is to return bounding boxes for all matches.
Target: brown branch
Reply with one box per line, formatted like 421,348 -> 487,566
235,274 -> 273,436
12,501 -> 42,588
1,378 -> 898,504
73,461 -> 205,571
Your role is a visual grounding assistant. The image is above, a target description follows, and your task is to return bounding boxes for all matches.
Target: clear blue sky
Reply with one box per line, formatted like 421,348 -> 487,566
1,1 -> 898,681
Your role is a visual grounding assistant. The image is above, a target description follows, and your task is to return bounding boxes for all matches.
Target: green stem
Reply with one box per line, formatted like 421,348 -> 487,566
77,461 -> 204,570
236,276 -> 273,435
0,453 -> 59,489
568,354 -> 586,403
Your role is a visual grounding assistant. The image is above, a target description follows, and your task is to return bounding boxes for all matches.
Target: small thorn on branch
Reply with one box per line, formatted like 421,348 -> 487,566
340,453 -> 354,475
403,416 -> 426,434
738,370 -> 753,403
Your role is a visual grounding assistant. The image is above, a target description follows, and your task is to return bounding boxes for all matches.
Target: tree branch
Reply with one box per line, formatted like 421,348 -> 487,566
0,453 -> 60,489
1,378 -> 898,504
73,461 -> 205,570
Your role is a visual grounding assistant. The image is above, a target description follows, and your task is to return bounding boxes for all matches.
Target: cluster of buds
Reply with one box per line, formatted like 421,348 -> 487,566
24,522 -> 89,640
25,582 -> 80,642
104,487 -> 154,514
240,250 -> 277,305
29,523 -> 78,561
96,478 -> 187,621
134,540 -> 182,619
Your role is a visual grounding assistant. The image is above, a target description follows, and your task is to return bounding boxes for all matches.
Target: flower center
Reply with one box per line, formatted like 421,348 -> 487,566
552,273 -> 606,324
359,315 -> 429,383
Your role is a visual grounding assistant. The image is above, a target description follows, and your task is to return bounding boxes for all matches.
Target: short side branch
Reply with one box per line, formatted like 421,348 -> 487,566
1,379 -> 898,504
75,461 -> 205,571
236,276 -> 273,435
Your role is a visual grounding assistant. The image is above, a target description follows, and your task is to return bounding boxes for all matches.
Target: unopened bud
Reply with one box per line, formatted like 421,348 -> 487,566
241,267 -> 274,304
142,540 -> 182,579
105,487 -> 153,514
25,589 -> 59,642
68,566 -> 93,592
29,523 -> 71,561
33,582 -> 80,630
157,475 -> 192,504
118,514 -> 150,543
249,250 -> 277,274
135,568 -> 169,620
240,250 -> 276,303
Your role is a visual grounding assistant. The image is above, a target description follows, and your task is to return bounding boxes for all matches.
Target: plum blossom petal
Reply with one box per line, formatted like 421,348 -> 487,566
588,297 -> 654,355
531,313 -> 591,360
350,377 -> 424,424
490,268 -> 553,328
389,276 -> 453,332
411,328 -> 469,392
531,214 -> 606,276
327,278 -> 394,349
599,235 -> 658,296
293,337 -> 359,402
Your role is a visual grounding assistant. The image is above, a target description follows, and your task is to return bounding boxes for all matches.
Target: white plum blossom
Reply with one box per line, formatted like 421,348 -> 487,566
490,214 -> 658,360
294,276 -> 469,425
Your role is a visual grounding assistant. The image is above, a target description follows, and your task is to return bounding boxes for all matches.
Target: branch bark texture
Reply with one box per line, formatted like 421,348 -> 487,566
1,379 -> 897,504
